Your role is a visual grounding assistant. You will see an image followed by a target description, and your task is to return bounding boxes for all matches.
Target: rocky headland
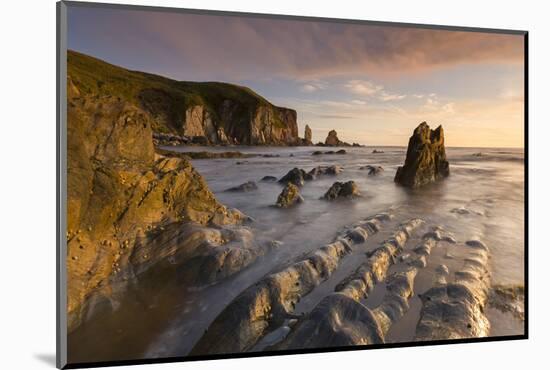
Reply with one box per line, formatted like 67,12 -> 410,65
69,50 -> 305,147
66,51 -> 281,334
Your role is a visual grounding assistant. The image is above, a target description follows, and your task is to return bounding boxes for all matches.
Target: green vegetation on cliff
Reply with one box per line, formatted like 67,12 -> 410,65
68,50 -> 293,138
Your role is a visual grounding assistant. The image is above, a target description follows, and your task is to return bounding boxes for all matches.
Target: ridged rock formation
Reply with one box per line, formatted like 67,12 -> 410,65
68,50 -> 302,146
190,213 -> 393,355
394,122 -> 450,188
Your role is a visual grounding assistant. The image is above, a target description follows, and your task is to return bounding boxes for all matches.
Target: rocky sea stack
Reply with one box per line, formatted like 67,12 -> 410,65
324,129 -> 343,146
394,122 -> 450,188
304,124 -> 313,145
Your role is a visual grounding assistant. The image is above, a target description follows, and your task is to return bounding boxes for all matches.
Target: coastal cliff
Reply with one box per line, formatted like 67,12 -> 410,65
66,56 -> 273,333
68,50 -> 301,146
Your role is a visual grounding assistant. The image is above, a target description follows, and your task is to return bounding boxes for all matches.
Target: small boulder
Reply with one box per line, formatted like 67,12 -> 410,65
276,183 -> 304,208
308,165 -> 342,179
322,181 -> 360,200
226,181 -> 258,192
372,149 -> 384,154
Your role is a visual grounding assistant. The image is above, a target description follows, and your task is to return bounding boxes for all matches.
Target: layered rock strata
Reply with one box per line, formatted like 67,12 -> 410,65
190,213 -> 393,355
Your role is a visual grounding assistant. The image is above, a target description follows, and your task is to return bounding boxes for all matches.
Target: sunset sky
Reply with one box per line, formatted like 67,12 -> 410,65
68,5 -> 525,147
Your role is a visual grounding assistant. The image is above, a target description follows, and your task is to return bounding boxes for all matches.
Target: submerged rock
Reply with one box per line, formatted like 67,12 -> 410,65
278,168 -> 309,187
488,284 -> 525,320
276,183 -> 304,208
226,181 -> 258,192
322,181 -> 360,200
308,165 -> 342,178
394,122 -> 450,188
261,175 -> 278,182
312,150 -> 346,156
372,149 -> 384,154
361,165 -> 384,175
156,149 -> 254,160
274,220 -> 424,350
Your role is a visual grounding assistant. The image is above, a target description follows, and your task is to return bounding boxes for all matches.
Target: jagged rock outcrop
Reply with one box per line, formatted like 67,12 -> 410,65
278,168 -> 311,187
394,122 -> 450,188
68,50 -> 301,147
322,181 -> 360,200
275,183 -> 304,208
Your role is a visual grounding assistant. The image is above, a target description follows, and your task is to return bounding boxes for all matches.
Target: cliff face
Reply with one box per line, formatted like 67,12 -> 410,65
69,50 -> 300,146
66,73 -> 245,332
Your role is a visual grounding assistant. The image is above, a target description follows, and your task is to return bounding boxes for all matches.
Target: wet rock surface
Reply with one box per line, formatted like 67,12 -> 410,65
275,183 -> 304,208
415,239 -> 491,340
488,284 -> 525,321
394,122 -> 450,188
273,219 -> 424,349
322,181 -> 360,200
278,168 -> 310,187
308,165 -> 343,178
66,53 -> 278,334
190,213 -> 393,355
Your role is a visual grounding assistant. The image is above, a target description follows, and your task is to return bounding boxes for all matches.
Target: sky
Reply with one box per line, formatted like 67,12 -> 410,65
67,5 -> 525,147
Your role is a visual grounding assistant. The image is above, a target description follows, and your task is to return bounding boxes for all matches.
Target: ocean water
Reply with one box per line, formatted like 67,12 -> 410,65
68,145 -> 525,363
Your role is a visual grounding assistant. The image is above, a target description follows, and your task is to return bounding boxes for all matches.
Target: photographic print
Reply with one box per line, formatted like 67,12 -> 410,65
59,1 -> 527,367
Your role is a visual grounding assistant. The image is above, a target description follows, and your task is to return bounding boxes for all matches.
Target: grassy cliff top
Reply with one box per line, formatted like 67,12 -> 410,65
67,50 -> 292,127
